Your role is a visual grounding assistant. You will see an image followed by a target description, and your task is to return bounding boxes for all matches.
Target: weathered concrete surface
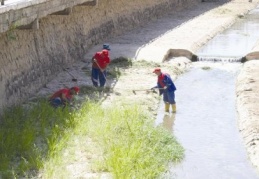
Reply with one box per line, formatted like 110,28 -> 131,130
238,38 -> 259,171
237,60 -> 259,172
0,0 -> 95,33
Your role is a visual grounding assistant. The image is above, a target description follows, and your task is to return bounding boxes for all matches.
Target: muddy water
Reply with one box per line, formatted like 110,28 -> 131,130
155,5 -> 259,179
197,6 -> 259,59
159,62 -> 259,179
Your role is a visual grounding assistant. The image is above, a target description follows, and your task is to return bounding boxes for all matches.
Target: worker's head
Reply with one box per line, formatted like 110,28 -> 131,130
153,68 -> 161,76
101,49 -> 109,57
103,44 -> 111,51
70,86 -> 80,95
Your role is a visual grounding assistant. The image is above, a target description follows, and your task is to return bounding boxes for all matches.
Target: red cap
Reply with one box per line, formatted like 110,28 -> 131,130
71,86 -> 80,93
102,49 -> 109,56
153,68 -> 161,73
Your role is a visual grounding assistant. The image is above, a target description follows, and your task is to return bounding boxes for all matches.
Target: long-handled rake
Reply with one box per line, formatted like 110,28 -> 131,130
94,59 -> 107,81
132,89 -> 148,95
132,87 -> 166,95
63,68 -> 78,82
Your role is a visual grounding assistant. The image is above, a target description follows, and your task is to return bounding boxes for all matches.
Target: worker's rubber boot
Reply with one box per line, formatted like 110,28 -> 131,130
165,103 -> 170,112
172,104 -> 176,113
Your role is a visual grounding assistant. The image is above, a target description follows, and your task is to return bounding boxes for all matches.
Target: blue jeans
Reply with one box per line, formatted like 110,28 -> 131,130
49,97 -> 63,108
91,68 -> 107,87
163,90 -> 176,104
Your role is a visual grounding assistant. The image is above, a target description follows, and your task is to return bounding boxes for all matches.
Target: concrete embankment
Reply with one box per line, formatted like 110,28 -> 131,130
237,39 -> 259,172
133,1 -> 259,61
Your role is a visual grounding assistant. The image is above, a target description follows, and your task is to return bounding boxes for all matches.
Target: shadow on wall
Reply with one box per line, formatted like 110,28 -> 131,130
162,49 -> 198,62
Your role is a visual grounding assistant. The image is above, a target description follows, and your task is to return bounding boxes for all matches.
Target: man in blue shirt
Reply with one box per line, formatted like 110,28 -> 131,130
152,68 -> 177,113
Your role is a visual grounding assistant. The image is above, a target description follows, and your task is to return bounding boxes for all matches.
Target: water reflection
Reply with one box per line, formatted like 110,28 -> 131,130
162,113 -> 176,133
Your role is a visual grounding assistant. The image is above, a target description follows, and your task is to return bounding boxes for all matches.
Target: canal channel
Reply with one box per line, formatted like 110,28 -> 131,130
156,5 -> 259,179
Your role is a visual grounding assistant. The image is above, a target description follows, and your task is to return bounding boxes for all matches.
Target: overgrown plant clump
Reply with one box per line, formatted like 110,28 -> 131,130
0,100 -> 83,178
0,99 -> 184,178
85,105 -> 184,178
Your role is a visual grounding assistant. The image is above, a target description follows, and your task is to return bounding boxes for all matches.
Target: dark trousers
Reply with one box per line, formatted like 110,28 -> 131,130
49,98 -> 63,108
163,90 -> 176,104
91,68 -> 107,87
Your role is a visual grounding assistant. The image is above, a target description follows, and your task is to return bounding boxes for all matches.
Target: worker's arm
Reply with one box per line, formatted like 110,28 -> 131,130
151,84 -> 164,96
163,75 -> 174,88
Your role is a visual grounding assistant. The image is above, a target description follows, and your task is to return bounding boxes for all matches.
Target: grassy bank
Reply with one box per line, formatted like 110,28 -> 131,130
0,57 -> 185,178
0,97 -> 184,178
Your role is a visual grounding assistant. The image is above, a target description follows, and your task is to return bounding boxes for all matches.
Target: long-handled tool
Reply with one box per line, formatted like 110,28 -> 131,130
132,89 -> 148,95
63,68 -> 78,82
132,88 -> 165,95
132,89 -> 155,95
94,59 -> 107,81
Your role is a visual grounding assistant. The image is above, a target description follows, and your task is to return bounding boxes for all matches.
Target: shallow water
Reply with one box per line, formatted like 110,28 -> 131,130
156,62 -> 259,179
197,6 -> 259,59
155,5 -> 259,179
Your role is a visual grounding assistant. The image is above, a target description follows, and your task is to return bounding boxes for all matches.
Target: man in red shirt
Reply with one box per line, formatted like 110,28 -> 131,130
49,86 -> 80,108
91,49 -> 111,88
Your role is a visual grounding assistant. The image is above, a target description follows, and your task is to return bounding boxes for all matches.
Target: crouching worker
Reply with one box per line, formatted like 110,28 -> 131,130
152,68 -> 177,113
49,86 -> 80,108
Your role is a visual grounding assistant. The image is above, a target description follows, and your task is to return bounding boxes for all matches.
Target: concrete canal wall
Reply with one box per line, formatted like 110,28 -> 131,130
237,40 -> 259,172
0,0 -> 200,109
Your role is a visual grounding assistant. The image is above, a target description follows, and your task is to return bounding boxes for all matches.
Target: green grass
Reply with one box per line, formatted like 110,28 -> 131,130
0,98 -> 184,178
89,105 -> 184,178
0,100 -> 79,178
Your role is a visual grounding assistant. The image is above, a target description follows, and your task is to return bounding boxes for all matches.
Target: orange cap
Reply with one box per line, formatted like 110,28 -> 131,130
153,68 -> 161,73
